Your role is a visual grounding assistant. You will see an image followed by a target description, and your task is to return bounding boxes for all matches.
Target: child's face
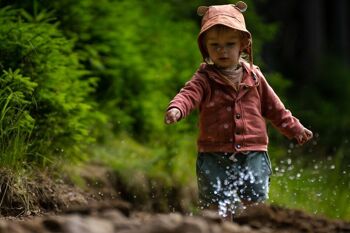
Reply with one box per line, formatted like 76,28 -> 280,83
205,27 -> 243,69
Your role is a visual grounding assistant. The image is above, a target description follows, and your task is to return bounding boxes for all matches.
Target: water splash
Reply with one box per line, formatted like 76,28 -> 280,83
211,165 -> 264,218
213,177 -> 242,217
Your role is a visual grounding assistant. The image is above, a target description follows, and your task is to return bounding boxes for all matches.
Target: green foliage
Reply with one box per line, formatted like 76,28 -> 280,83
0,7 -> 102,166
35,0 -> 201,141
0,69 -> 36,168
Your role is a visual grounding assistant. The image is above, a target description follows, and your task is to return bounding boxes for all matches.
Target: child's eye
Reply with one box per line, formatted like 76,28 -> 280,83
209,43 -> 219,47
227,42 -> 236,47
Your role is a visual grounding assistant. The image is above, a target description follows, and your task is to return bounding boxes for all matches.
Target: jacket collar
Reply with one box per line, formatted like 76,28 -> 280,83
200,62 -> 259,88
240,61 -> 259,88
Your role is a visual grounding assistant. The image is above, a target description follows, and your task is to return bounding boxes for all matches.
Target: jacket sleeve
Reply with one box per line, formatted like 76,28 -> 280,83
256,67 -> 304,139
167,71 -> 208,120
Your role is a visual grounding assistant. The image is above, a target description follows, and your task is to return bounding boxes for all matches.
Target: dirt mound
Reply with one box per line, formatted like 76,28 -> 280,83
1,164 -> 349,233
1,201 -> 350,233
235,204 -> 350,233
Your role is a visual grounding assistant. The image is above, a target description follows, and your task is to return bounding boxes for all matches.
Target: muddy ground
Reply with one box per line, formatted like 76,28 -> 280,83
0,164 -> 349,233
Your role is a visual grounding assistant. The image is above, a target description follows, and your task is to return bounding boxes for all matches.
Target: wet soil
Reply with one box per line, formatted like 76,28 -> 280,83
0,164 -> 349,233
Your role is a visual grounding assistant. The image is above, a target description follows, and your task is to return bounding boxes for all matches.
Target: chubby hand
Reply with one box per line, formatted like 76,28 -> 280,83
295,127 -> 313,145
165,108 -> 181,124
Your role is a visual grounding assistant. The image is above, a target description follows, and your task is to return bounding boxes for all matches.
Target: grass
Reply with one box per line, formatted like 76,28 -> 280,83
0,69 -> 36,170
89,133 -> 199,211
269,149 -> 350,220
91,133 -> 198,186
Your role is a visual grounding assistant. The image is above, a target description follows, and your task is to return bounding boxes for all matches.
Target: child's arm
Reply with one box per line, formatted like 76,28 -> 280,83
165,72 -> 208,123
256,68 -> 313,144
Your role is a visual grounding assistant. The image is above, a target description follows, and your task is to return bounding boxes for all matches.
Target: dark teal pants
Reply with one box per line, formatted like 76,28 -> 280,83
196,151 -> 272,207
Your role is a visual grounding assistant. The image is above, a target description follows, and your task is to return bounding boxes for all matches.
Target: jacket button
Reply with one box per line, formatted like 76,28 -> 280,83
235,114 -> 241,119
236,144 -> 241,149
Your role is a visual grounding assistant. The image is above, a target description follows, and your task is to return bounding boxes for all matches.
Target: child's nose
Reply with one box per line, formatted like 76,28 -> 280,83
215,45 -> 229,54
215,45 -> 224,52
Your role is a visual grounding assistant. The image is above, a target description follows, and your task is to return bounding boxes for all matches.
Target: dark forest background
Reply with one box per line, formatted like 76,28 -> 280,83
0,0 -> 349,220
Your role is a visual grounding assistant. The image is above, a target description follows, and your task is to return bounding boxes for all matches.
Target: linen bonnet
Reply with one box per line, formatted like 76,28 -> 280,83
197,1 -> 253,64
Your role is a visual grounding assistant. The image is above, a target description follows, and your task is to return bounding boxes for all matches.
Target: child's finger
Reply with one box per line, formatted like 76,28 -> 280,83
165,111 -> 177,124
165,118 -> 171,124
307,130 -> 313,139
166,114 -> 174,124
165,113 -> 173,124
171,113 -> 178,123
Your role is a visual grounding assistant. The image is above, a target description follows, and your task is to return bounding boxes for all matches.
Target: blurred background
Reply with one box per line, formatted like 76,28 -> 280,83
0,0 -> 349,220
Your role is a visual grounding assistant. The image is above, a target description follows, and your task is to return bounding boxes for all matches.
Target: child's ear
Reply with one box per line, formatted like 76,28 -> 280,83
233,1 -> 248,13
197,6 -> 209,16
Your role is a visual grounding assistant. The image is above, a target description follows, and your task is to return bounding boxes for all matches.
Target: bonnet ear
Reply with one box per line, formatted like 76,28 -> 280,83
197,6 -> 209,16
233,1 -> 248,12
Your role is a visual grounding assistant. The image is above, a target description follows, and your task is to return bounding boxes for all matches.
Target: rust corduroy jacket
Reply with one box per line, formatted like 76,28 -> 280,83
167,62 -> 305,152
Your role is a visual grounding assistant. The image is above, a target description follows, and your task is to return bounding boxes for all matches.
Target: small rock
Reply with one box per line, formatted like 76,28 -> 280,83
62,215 -> 114,233
200,210 -> 222,223
175,217 -> 210,233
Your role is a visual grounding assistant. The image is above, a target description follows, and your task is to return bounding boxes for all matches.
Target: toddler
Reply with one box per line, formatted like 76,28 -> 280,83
164,1 -> 313,220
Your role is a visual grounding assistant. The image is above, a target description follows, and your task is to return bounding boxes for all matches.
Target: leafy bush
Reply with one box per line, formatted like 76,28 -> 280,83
0,69 -> 36,168
0,7 -> 102,166
31,0 -> 201,141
